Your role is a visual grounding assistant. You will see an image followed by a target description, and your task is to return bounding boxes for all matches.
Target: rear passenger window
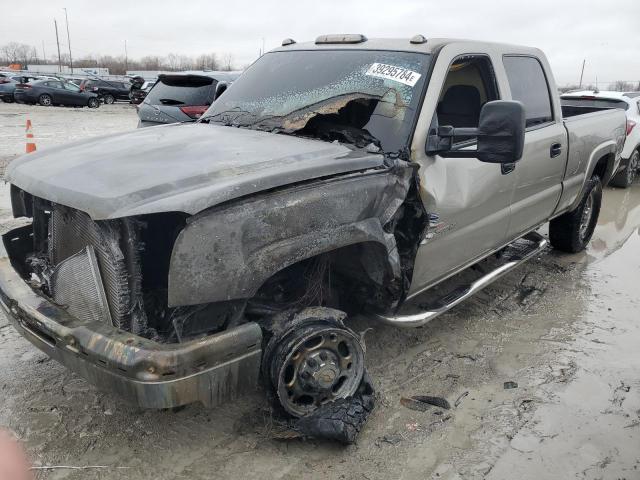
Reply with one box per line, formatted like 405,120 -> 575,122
503,56 -> 553,128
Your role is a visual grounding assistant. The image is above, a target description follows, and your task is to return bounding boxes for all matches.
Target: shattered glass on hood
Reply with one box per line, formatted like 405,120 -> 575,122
201,50 -> 430,155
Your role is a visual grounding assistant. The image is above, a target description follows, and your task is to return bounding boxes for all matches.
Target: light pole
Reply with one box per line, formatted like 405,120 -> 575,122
63,8 -> 73,72
54,19 -> 62,72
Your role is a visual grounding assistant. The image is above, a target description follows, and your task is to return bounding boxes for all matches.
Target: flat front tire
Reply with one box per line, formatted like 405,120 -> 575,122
262,308 -> 365,418
549,175 -> 602,253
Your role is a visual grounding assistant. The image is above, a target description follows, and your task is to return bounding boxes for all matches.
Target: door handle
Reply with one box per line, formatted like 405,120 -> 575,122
550,143 -> 562,158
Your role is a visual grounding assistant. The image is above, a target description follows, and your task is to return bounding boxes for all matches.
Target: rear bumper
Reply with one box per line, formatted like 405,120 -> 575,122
0,227 -> 262,409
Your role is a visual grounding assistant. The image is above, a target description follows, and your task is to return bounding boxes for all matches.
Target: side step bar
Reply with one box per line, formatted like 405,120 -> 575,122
373,231 -> 548,328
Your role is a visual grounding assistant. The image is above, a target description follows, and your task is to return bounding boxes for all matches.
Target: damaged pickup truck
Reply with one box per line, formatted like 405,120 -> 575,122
0,35 -> 627,441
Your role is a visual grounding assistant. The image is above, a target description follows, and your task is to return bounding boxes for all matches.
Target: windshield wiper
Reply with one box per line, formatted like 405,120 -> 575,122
200,107 -> 254,125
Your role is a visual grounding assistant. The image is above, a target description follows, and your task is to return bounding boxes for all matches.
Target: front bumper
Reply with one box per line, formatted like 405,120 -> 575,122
0,227 -> 262,409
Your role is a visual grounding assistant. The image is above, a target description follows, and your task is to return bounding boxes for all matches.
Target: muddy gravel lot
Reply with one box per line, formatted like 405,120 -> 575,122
0,102 -> 639,479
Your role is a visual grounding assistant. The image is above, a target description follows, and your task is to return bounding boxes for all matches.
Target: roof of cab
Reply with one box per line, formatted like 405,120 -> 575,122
271,36 -> 538,55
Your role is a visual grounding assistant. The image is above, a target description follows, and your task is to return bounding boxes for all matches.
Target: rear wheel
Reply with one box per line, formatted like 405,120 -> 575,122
102,94 -> 115,104
549,175 -> 602,253
610,150 -> 639,188
87,97 -> 99,108
38,94 -> 52,106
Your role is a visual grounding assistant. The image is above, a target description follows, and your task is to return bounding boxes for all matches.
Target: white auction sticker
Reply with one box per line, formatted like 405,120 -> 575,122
365,63 -> 422,87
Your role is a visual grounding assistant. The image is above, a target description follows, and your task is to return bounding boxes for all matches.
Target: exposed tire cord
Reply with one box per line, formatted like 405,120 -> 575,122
549,175 -> 602,253
291,371 -> 375,444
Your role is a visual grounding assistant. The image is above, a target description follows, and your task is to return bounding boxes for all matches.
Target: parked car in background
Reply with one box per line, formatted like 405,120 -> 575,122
14,79 -> 100,108
130,81 -> 155,105
0,73 -> 21,102
561,90 -> 640,188
137,71 -> 239,127
79,79 -> 130,104
67,78 -> 85,88
0,74 -> 40,102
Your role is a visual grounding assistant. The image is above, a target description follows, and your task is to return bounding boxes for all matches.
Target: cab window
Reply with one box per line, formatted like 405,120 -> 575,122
503,56 -> 553,128
436,55 -> 499,144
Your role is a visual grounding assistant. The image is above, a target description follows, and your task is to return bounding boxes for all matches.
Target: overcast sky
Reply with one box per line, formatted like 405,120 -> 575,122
2,0 -> 639,86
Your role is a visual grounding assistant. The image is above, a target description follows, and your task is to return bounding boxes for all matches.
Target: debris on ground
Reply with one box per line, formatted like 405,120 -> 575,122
375,433 -> 403,446
405,422 -> 419,432
400,395 -> 451,411
456,354 -> 477,362
454,391 -> 470,407
503,381 -> 519,389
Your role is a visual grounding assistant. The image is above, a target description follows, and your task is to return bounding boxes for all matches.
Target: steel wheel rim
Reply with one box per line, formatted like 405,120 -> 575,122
579,190 -> 595,240
275,326 -> 364,417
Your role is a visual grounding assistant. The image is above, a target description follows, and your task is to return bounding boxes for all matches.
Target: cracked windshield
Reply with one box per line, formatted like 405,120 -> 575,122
202,50 -> 430,154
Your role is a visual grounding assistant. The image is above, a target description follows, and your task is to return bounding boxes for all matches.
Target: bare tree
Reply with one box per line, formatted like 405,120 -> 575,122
611,80 -> 634,92
195,53 -> 219,70
0,40 -> 241,74
138,55 -> 162,70
165,53 -> 180,71
221,53 -> 234,71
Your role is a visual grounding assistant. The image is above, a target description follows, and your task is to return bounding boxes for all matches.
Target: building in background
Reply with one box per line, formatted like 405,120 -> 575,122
26,65 -> 110,76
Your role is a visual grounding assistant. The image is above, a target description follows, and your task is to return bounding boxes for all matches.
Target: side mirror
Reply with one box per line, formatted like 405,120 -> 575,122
213,82 -> 228,101
426,100 -> 526,164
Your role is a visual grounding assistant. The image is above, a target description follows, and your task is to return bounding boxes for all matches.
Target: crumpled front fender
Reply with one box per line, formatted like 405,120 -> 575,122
168,168 -> 413,307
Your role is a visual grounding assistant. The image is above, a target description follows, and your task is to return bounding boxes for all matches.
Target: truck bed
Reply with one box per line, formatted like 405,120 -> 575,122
561,98 -> 626,119
562,104 -> 613,118
554,106 -> 627,213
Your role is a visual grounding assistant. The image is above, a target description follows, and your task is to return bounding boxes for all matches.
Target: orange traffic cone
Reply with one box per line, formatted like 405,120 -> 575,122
26,119 -> 36,153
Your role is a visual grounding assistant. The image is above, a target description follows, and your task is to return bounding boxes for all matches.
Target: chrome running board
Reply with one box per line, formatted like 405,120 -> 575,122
373,231 -> 548,328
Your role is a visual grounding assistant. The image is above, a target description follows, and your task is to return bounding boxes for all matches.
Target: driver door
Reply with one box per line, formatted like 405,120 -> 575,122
408,51 -> 517,297
62,82 -> 85,106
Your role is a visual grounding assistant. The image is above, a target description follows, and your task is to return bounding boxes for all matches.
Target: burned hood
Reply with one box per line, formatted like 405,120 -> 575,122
6,123 -> 384,219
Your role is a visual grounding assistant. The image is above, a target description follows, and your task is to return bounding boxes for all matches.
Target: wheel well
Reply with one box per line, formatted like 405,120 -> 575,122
246,241 -> 397,318
591,153 -> 611,180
